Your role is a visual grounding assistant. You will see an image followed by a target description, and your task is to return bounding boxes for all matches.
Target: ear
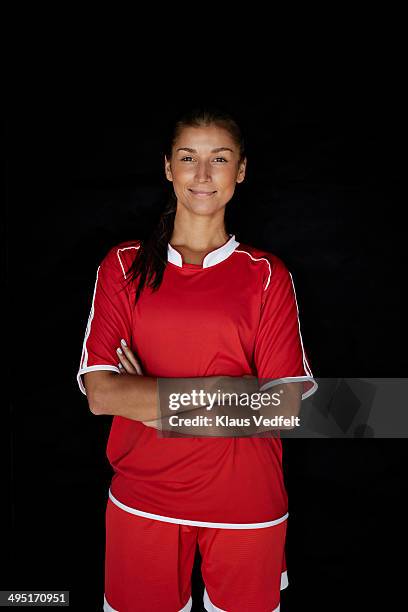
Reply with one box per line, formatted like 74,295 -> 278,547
164,156 -> 173,182
236,158 -> 247,184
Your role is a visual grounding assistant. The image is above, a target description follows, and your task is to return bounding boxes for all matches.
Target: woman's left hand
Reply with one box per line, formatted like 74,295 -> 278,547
116,339 -> 143,375
116,339 -> 159,429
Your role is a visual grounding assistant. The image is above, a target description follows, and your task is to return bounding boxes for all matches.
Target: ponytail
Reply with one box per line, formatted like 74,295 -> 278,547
124,190 -> 177,306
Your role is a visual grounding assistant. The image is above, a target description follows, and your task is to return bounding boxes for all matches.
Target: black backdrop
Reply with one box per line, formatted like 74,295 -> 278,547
6,91 -> 407,611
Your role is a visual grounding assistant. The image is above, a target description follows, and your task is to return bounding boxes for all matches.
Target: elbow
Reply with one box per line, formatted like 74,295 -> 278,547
282,401 -> 302,430
88,387 -> 107,415
83,372 -> 110,414
82,371 -> 118,415
288,399 -> 302,418
87,392 -> 103,415
81,374 -> 99,414
84,382 -> 106,415
89,398 -> 103,415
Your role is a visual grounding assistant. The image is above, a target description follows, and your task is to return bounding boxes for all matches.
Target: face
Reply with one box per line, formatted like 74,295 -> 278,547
164,124 -> 246,216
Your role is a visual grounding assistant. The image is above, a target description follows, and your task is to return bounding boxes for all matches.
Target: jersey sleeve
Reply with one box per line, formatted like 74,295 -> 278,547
253,256 -> 318,400
77,244 -> 136,396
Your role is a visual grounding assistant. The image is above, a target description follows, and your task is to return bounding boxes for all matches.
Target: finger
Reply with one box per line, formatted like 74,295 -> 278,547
134,360 -> 143,375
118,362 -> 126,375
116,348 -> 138,374
120,339 -> 143,374
117,349 -> 143,376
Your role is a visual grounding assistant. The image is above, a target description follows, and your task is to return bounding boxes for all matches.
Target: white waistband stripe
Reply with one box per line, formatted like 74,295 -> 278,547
108,489 -> 288,529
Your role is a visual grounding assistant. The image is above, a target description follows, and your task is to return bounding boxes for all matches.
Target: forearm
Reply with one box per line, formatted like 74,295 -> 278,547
92,373 -> 302,433
157,380 -> 303,436
91,373 -> 158,420
92,373 -> 255,421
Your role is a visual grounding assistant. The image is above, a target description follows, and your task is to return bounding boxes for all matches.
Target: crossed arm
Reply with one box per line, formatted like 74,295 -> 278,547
83,340 -> 302,432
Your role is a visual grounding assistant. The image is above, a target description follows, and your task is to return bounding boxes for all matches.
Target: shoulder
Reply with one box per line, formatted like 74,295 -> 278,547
233,241 -> 290,290
101,239 -> 142,280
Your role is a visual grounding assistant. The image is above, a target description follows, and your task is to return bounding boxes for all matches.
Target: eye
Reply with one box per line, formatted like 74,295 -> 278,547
180,156 -> 228,163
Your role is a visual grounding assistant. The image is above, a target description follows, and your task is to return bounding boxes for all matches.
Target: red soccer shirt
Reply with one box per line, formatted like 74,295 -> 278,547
77,234 -> 317,528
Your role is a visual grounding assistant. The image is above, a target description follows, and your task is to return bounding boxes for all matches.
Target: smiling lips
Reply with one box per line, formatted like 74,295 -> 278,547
189,189 -> 216,197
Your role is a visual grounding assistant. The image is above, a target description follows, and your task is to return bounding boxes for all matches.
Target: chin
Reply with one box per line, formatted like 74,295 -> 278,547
180,195 -> 221,214
190,204 -> 220,216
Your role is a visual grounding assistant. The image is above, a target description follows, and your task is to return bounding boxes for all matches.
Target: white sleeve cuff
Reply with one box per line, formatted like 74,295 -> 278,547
77,365 -> 121,396
259,376 -> 319,400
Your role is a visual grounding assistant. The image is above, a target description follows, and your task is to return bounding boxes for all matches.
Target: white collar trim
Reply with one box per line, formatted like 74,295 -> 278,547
167,234 -> 239,268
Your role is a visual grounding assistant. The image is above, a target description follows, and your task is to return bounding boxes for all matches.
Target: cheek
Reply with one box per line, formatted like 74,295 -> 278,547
172,169 -> 194,184
217,169 -> 240,186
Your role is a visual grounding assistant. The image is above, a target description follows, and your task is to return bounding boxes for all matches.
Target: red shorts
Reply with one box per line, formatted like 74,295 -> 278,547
104,495 -> 288,612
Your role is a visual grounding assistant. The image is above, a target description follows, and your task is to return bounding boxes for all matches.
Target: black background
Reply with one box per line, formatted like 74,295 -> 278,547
6,88 -> 407,611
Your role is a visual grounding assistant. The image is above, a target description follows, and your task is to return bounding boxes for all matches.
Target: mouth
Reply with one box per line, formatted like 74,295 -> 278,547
189,189 -> 217,197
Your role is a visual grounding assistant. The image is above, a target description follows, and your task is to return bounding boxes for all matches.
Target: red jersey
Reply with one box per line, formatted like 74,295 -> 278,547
77,234 -> 317,528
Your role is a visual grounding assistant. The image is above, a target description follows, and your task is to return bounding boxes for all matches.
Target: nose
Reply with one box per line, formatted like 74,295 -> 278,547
195,161 -> 212,182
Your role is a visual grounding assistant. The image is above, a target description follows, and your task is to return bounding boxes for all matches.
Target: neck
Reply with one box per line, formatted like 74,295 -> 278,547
170,211 -> 229,252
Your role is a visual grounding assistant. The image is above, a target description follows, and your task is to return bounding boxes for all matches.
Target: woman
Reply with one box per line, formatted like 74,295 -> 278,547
77,108 -> 318,612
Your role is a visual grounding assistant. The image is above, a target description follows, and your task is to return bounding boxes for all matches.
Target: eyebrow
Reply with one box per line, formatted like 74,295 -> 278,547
176,147 -> 234,154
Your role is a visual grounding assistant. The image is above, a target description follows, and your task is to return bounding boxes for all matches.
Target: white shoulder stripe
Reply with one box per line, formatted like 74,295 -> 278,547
289,272 -> 313,377
234,249 -> 272,290
117,245 -> 140,280
233,248 -> 314,378
78,244 -> 139,379
79,265 -> 100,372
77,244 -> 140,396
